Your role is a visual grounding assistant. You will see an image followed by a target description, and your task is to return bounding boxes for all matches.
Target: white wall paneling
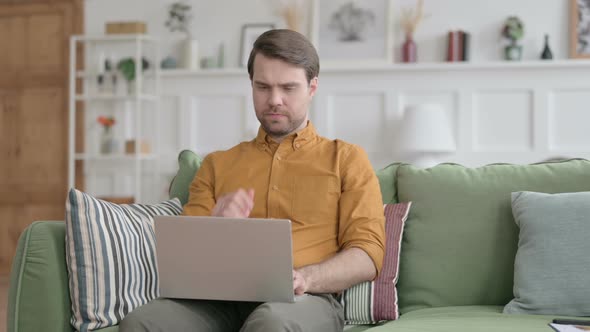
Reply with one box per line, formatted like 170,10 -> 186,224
328,93 -> 387,155
160,96 -> 181,162
87,61 -> 590,201
158,61 -> 590,171
472,90 -> 533,152
549,90 -> 590,152
193,95 -> 247,152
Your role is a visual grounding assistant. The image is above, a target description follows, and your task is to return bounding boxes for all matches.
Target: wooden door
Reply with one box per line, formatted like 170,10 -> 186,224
0,0 -> 83,274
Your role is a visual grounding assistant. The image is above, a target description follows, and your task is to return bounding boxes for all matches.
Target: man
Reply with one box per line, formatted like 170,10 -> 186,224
121,29 -> 385,332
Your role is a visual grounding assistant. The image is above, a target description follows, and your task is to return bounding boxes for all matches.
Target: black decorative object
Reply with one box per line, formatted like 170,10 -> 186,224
541,34 -> 554,60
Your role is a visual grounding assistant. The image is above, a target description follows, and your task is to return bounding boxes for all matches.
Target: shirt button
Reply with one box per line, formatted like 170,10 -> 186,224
272,185 -> 279,191
295,143 -> 300,148
276,156 -> 282,161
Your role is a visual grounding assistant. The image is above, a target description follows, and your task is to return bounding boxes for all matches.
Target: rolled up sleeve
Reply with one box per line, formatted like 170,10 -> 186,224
338,145 -> 386,276
182,154 -> 216,216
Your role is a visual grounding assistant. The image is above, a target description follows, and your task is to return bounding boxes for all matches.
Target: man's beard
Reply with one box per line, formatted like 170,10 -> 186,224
260,112 -> 306,138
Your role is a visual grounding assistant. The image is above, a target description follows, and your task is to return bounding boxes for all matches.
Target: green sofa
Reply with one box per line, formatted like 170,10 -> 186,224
8,157 -> 590,332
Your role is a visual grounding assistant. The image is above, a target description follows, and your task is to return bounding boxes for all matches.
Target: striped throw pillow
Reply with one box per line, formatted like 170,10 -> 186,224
342,202 -> 412,324
65,189 -> 183,332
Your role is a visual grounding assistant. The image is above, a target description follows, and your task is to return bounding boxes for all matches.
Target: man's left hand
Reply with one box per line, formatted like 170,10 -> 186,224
293,269 -> 308,295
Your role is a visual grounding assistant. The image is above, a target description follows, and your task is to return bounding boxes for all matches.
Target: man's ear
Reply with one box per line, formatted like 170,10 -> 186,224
309,77 -> 318,97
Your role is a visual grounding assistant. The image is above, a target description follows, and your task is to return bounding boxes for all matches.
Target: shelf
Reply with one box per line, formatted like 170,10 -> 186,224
76,70 -> 158,79
75,153 -> 157,161
160,67 -> 245,77
72,34 -> 156,43
69,34 -> 161,204
320,59 -> 590,73
75,94 -> 157,101
159,59 -> 590,78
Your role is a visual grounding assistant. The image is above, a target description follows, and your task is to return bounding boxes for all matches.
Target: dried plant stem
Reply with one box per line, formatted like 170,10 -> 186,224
400,0 -> 425,37
274,0 -> 304,32
283,5 -> 302,31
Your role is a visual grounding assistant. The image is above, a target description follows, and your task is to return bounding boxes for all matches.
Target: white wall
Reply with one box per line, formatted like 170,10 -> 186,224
85,0 -> 570,66
82,0 -> 584,203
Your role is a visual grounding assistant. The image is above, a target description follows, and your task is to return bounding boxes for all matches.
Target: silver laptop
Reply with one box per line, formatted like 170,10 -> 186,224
154,215 -> 295,303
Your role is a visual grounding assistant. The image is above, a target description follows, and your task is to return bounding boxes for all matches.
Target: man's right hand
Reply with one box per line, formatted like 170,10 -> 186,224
211,189 -> 255,218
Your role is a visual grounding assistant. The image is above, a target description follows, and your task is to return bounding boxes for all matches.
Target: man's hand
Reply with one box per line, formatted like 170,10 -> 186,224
211,189 -> 255,218
293,269 -> 308,295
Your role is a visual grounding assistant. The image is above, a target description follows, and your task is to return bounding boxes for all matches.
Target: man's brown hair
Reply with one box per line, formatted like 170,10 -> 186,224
247,29 -> 320,83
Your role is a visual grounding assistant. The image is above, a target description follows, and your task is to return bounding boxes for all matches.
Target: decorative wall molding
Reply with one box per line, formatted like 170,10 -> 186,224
86,61 -> 590,202
159,61 -> 590,168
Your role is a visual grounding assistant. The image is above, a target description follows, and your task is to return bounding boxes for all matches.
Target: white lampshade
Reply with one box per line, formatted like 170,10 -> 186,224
398,103 -> 456,152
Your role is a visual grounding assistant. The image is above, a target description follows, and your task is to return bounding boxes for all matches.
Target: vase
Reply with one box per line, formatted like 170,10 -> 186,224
100,128 -> 116,154
126,80 -> 137,95
505,43 -> 522,61
540,34 -> 553,60
182,37 -> 200,70
402,35 -> 417,63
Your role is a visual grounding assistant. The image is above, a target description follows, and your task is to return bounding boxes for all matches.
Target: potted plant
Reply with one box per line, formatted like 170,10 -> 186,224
165,1 -> 199,69
400,0 -> 425,63
502,16 -> 524,61
97,116 -> 116,154
117,57 -> 150,94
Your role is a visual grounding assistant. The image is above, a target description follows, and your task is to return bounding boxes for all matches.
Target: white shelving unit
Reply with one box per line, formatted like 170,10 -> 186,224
68,34 -> 161,203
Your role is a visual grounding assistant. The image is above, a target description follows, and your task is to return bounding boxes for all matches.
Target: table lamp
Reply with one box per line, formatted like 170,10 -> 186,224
397,103 -> 456,168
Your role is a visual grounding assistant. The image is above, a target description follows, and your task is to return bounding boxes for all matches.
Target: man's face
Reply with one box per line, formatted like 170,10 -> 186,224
251,53 -> 318,141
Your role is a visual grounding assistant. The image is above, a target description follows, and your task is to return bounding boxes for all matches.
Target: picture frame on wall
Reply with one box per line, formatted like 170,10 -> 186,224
570,0 -> 590,58
240,23 -> 275,67
310,0 -> 394,65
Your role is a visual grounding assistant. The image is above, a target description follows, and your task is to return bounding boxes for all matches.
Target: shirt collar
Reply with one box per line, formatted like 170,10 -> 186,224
255,121 -> 317,150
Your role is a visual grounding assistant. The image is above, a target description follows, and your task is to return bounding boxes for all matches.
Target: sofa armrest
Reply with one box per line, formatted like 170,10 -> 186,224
8,221 -> 74,332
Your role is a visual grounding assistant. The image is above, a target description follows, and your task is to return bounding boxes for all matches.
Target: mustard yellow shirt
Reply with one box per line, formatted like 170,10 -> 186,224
183,122 -> 386,273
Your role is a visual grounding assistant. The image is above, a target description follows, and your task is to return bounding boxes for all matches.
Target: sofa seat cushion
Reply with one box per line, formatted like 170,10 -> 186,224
344,325 -> 373,332
364,306 -> 580,332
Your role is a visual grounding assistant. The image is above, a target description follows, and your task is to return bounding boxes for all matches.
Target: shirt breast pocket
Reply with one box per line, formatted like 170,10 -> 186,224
292,175 -> 340,222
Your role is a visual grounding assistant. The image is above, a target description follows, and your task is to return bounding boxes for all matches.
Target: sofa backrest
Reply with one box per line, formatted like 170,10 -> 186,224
169,150 -> 402,207
375,163 -> 401,204
393,159 -> 590,314
169,150 -> 203,206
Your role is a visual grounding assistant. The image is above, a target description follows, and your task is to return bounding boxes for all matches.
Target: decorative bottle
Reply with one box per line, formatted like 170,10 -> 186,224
540,34 -> 553,60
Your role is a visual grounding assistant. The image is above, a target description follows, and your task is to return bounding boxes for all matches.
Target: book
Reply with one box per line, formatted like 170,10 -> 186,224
462,31 -> 471,61
446,30 -> 471,62
446,31 -> 455,62
457,31 -> 464,61
447,30 -> 472,62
